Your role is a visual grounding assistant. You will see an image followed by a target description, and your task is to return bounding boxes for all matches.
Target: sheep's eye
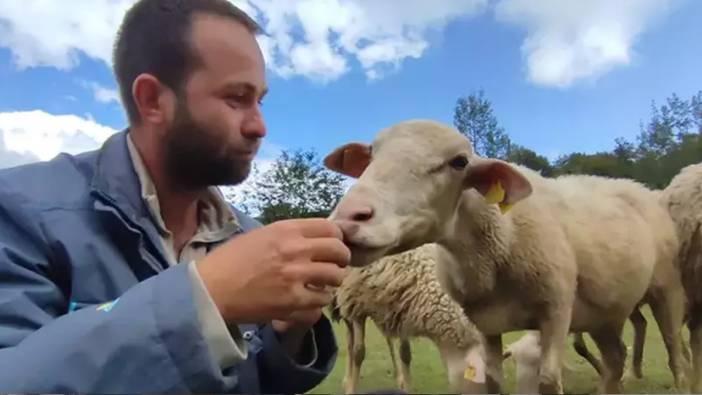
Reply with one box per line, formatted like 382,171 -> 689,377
448,155 -> 469,170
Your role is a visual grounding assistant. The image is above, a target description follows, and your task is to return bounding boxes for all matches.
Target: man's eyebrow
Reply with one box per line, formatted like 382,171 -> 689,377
221,82 -> 268,98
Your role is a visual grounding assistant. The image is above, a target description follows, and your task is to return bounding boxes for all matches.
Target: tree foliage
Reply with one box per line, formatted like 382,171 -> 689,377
551,91 -> 702,188
227,148 -> 348,225
453,89 -> 511,159
506,144 -> 555,177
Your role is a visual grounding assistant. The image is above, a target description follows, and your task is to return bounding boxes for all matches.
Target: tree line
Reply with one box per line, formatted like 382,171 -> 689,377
228,89 -> 702,224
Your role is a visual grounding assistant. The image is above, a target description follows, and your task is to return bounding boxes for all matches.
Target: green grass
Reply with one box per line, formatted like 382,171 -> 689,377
310,306 -> 688,394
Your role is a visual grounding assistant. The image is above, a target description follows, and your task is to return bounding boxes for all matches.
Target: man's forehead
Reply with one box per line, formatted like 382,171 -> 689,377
189,13 -> 264,74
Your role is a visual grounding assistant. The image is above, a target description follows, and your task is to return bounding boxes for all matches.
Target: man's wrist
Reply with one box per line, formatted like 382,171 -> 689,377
187,261 -> 248,368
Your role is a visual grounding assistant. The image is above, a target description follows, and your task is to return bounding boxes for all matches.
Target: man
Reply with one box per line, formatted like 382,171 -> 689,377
0,0 -> 349,393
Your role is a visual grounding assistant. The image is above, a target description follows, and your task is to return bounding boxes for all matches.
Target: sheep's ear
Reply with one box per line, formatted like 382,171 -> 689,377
465,158 -> 532,212
323,143 -> 371,178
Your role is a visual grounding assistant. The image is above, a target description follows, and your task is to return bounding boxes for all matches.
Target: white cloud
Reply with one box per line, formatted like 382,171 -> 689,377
0,0 -> 486,83
0,130 -> 40,170
0,110 -> 117,163
0,0 -> 681,87
245,0 -> 487,81
80,80 -> 121,105
494,0 -> 678,88
0,0 -> 133,70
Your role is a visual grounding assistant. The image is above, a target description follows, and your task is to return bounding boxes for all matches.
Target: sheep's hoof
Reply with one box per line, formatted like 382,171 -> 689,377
634,367 -> 644,379
673,374 -> 689,392
598,381 -> 623,394
396,376 -> 409,392
622,366 -> 642,382
539,380 -> 563,395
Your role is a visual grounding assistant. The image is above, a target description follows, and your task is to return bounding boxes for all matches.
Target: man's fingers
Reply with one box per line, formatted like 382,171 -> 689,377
306,237 -> 351,267
292,262 -> 347,288
294,283 -> 334,309
290,218 -> 344,240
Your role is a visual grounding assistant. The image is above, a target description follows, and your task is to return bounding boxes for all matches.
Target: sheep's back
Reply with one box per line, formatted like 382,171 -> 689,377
335,244 -> 480,348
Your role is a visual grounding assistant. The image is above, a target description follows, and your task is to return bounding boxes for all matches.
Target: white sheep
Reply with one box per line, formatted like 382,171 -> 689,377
660,161 -> 702,393
328,243 -> 488,394
503,331 -> 543,394
504,332 -> 607,394
323,119 -> 687,394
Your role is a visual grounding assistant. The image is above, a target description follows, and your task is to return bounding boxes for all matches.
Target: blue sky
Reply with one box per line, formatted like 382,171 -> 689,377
1,0 -> 701,176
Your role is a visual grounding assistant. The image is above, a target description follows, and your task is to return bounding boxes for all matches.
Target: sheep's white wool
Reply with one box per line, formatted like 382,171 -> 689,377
332,243 -> 486,394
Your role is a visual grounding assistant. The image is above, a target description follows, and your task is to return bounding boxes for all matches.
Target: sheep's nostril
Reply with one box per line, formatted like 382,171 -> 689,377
352,208 -> 374,222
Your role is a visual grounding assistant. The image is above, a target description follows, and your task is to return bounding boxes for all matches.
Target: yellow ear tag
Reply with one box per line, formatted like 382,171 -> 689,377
499,202 -> 514,214
464,365 -> 476,381
484,181 -> 506,205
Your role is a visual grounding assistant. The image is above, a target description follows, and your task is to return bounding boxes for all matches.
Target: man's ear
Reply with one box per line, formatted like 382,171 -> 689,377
323,143 -> 371,178
132,73 -> 174,126
465,158 -> 532,211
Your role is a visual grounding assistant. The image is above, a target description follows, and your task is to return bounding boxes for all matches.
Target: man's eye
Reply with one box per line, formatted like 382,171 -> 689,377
226,93 -> 251,108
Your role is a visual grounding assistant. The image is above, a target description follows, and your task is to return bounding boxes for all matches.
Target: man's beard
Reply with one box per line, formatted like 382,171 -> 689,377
163,103 -> 253,192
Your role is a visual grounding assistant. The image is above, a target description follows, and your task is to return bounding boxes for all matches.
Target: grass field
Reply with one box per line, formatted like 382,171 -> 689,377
310,306 -> 687,394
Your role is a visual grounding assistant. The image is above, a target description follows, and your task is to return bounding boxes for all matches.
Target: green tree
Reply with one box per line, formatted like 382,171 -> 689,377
506,144 -> 554,177
550,90 -> 702,189
554,152 -> 628,179
227,148 -> 348,225
453,89 -> 511,159
691,91 -> 702,133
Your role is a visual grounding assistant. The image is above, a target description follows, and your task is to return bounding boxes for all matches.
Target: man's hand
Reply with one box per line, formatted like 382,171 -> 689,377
196,218 -> 349,324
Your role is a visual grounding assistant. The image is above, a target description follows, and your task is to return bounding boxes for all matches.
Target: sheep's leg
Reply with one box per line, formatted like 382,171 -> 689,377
538,310 -> 570,395
573,332 -> 603,375
344,318 -> 366,394
398,337 -> 412,391
649,289 -> 689,390
590,324 -> 627,394
485,335 -> 504,394
343,319 -> 357,394
629,308 -> 647,379
690,310 -> 702,393
352,319 -> 367,392
384,335 -> 401,390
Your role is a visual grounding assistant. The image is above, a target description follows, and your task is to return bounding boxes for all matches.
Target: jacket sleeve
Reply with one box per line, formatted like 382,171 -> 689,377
256,314 -> 338,393
0,197 -> 245,393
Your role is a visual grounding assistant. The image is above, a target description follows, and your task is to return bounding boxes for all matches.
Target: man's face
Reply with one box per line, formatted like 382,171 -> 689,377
163,13 -> 267,191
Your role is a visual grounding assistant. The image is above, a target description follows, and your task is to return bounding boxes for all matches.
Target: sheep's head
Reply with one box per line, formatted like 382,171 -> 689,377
325,119 -> 532,267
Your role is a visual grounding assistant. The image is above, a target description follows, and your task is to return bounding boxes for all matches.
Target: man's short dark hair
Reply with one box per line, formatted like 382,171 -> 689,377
112,0 -> 262,124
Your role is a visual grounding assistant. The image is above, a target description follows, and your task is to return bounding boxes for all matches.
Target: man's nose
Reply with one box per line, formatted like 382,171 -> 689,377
242,106 -> 266,139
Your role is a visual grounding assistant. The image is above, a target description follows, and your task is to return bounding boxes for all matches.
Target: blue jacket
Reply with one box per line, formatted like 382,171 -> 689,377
0,130 -> 337,393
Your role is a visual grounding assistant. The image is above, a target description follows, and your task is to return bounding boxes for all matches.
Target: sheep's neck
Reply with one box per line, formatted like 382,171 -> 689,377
438,191 -> 511,304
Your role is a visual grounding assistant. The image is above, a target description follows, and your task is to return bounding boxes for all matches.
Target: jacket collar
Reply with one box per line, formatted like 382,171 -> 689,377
90,129 -> 151,223
89,129 -> 171,271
